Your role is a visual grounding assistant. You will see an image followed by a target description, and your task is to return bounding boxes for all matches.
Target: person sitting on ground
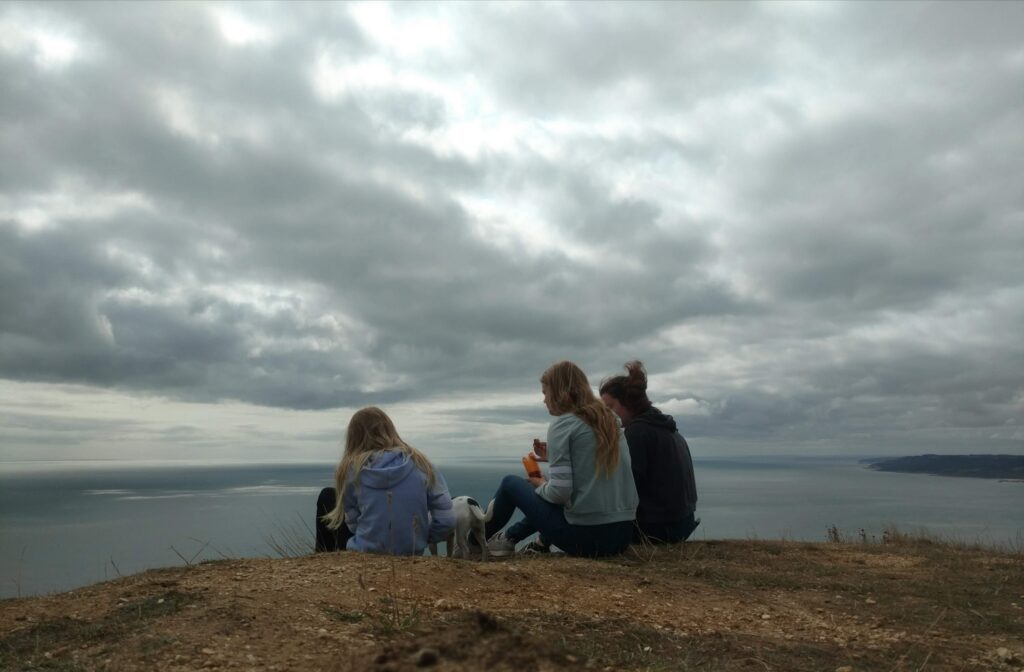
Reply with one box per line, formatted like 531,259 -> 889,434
600,360 -> 699,544
316,406 -> 455,555
485,360 -> 639,558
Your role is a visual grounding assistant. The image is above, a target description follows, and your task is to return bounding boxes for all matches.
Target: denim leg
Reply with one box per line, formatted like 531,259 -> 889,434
484,475 -> 571,542
483,475 -> 634,557
506,517 -> 538,541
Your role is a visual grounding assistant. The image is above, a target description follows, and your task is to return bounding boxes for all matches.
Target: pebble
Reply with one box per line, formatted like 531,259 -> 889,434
995,647 -> 1019,662
761,614 -> 771,620
865,598 -> 876,605
413,648 -> 439,667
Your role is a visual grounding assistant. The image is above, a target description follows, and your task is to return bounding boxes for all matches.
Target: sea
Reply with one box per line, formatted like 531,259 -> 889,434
1,455 -> 1021,599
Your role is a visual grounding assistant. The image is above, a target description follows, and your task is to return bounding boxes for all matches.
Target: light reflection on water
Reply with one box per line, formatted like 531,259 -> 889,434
0,456 -> 1021,598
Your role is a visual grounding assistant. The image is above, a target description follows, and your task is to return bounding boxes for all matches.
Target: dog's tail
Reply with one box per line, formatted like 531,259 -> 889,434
479,498 -> 496,523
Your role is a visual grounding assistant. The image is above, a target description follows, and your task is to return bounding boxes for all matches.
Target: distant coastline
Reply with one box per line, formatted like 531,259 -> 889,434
861,454 -> 1024,481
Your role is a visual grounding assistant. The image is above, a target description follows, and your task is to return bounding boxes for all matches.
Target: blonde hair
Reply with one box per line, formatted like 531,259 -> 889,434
540,361 -> 621,478
321,406 -> 437,530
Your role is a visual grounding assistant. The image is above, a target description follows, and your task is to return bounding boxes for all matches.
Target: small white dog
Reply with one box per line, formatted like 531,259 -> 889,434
446,496 -> 495,560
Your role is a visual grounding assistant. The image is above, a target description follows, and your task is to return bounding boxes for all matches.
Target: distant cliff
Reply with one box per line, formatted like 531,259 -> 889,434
863,454 -> 1024,480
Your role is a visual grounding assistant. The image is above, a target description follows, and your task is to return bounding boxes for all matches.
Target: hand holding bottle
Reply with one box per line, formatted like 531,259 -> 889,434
530,438 -> 548,462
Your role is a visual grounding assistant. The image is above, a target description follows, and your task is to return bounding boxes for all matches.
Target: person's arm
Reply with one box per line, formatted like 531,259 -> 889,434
427,473 -> 456,543
624,424 -> 649,494
534,418 -> 573,505
341,476 -> 361,534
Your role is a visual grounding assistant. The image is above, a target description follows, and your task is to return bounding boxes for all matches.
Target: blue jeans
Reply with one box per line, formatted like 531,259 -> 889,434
484,475 -> 633,558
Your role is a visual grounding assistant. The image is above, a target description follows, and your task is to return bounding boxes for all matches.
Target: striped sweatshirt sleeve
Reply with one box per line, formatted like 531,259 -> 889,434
535,417 -> 574,505
427,473 -> 456,543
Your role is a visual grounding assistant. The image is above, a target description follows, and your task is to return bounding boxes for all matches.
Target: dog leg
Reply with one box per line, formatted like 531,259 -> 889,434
471,525 -> 489,561
470,500 -> 496,560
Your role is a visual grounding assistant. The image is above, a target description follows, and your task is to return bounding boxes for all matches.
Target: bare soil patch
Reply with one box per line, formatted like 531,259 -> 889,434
2,540 -> 1022,671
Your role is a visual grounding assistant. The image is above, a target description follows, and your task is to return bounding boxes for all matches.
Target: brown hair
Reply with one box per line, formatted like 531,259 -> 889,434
320,406 -> 437,530
599,360 -> 652,416
540,361 -> 620,478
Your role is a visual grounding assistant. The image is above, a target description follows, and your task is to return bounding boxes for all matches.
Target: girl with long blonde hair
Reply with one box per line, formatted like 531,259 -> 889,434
483,361 -> 638,558
315,407 -> 455,555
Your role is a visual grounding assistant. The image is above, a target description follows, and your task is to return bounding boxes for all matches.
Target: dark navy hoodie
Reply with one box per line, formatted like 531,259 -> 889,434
624,406 -> 698,524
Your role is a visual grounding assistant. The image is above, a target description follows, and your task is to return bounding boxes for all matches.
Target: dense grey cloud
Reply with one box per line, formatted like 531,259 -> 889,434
0,1 -> 1022,459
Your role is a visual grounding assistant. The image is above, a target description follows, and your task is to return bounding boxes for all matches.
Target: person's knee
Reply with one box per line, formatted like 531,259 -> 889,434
317,487 -> 337,508
499,474 -> 525,492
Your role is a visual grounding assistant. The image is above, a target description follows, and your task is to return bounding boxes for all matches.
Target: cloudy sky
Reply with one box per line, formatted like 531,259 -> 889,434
1,1 -> 1022,464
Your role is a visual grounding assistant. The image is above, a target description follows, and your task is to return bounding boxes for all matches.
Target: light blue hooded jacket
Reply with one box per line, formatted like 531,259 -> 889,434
342,449 -> 455,555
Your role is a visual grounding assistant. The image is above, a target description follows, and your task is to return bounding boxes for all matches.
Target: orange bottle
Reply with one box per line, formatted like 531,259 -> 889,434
522,454 -> 542,479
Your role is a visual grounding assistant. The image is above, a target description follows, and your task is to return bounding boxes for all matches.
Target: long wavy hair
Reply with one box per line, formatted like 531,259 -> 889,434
321,406 -> 437,530
599,360 -> 653,416
540,361 -> 621,478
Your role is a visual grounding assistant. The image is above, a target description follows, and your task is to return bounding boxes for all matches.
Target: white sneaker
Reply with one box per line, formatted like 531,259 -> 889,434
486,531 -> 516,557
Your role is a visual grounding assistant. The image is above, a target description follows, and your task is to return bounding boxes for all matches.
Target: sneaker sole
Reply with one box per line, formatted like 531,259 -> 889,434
488,549 -> 515,558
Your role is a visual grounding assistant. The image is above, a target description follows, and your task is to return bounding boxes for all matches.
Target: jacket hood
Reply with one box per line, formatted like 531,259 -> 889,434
630,406 -> 678,432
358,449 -> 416,490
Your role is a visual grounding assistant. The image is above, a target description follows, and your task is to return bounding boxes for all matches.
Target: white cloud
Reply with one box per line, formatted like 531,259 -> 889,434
0,11 -> 83,70
0,2 -> 1022,461
211,8 -> 273,47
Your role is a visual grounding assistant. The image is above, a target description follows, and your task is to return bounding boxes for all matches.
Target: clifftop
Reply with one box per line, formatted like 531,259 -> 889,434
2,538 -> 1022,671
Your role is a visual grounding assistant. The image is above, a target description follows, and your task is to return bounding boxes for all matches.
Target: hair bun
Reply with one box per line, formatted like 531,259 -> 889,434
625,360 -> 647,389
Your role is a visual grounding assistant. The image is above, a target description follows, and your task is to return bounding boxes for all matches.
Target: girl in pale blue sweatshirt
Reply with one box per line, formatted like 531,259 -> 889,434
316,407 -> 454,555
484,361 -> 639,557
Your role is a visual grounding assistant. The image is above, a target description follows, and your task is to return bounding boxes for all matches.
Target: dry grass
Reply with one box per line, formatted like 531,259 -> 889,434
3,535 -> 1022,671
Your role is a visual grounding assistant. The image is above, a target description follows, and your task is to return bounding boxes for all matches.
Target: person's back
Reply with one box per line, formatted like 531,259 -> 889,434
600,360 -> 699,544
316,406 -> 454,555
343,449 -> 451,555
537,413 -> 637,526
624,407 -> 697,526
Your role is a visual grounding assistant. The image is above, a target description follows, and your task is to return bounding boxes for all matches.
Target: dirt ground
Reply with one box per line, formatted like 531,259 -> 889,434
2,539 -> 1022,671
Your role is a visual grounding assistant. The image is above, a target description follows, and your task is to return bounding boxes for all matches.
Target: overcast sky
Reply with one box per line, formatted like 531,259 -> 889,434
1,1 -> 1022,464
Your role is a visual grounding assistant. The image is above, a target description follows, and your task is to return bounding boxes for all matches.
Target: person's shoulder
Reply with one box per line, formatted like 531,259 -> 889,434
625,418 -> 659,434
551,413 -> 584,429
625,419 -> 660,444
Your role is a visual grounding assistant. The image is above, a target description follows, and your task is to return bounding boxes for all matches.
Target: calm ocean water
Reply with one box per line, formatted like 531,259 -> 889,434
1,456 -> 1021,599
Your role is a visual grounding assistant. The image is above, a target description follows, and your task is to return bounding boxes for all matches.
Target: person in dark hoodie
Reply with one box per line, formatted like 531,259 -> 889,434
600,361 -> 699,544
315,406 -> 455,555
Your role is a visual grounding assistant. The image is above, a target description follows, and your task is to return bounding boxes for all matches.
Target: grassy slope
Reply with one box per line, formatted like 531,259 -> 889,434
1,537 -> 1022,671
